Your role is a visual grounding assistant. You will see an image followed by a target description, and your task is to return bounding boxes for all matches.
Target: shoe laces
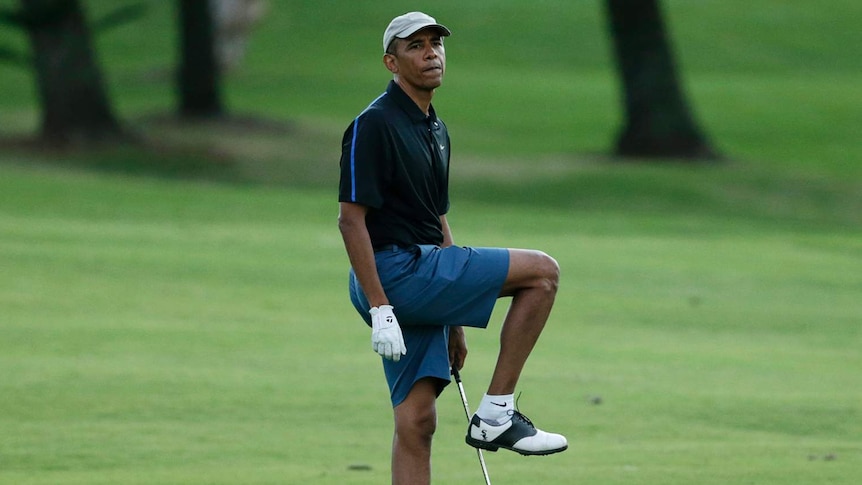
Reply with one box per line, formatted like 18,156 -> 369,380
509,409 -> 534,428
507,392 -> 535,428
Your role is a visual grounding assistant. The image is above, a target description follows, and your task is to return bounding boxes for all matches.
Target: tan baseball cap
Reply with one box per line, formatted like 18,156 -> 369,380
383,11 -> 451,53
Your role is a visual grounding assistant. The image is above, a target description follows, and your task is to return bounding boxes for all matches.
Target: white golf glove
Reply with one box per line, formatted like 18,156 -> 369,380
370,305 -> 406,362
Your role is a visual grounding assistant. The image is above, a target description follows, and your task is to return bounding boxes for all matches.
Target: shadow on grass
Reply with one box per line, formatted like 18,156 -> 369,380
0,113 -> 318,185
1,116 -> 860,232
0,132 -> 239,184
449,154 -> 862,231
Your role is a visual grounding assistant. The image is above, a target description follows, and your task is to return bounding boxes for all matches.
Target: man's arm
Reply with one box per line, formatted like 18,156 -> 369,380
449,324 -> 467,370
338,202 -> 388,307
339,201 -> 406,361
440,214 -> 454,248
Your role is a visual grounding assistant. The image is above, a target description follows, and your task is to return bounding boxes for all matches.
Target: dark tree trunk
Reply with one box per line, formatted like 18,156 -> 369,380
19,0 -> 124,144
606,0 -> 718,160
177,0 -> 222,118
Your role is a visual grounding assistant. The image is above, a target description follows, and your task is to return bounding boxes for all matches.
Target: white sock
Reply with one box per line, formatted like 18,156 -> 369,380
476,393 -> 515,424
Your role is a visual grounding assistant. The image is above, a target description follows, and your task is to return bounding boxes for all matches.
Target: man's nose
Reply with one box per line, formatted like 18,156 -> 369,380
424,43 -> 438,58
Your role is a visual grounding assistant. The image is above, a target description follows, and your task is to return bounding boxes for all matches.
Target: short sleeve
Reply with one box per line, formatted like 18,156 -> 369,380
338,111 -> 390,208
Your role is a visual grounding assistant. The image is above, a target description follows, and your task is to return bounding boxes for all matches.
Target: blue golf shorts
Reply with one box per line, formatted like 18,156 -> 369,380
349,244 -> 510,407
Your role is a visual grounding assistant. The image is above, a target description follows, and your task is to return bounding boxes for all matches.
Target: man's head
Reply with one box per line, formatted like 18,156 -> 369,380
383,12 -> 451,94
383,12 -> 451,54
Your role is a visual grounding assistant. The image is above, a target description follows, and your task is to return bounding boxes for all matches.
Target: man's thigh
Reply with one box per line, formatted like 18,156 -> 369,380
383,245 -> 510,328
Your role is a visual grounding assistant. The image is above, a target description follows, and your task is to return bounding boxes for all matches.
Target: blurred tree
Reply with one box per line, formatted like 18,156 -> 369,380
13,0 -> 125,145
177,0 -> 223,118
606,0 -> 718,160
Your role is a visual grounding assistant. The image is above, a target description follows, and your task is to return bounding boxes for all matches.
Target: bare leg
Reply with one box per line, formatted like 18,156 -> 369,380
487,249 -> 559,395
465,249 -> 568,456
391,378 -> 438,485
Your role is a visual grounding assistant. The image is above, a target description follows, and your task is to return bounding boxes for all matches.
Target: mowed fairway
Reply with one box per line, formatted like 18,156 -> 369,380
0,160 -> 859,484
1,0 -> 861,483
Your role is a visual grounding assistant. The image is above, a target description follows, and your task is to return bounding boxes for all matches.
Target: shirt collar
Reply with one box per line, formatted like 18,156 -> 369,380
387,80 -> 438,124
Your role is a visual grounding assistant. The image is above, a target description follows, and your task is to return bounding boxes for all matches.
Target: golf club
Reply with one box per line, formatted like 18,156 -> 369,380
452,366 -> 492,485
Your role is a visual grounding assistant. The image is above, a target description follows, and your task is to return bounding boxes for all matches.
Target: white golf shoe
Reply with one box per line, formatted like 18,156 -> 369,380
466,410 -> 568,456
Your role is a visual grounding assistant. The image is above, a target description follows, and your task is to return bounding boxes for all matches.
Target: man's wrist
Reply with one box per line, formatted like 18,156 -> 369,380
369,304 -> 394,316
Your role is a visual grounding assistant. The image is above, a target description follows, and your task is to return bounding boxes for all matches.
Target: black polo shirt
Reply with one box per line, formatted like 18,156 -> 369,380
339,80 -> 450,249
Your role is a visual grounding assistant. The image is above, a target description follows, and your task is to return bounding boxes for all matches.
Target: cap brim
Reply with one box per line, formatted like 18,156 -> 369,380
396,23 -> 451,40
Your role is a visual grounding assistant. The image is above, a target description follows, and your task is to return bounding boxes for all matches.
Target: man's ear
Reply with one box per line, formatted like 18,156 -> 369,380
383,53 -> 399,74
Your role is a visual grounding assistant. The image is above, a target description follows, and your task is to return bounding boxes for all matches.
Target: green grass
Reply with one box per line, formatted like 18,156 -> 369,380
1,0 -> 861,483
0,159 -> 859,484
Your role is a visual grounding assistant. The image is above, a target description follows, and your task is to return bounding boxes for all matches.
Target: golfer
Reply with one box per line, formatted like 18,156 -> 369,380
338,11 -> 567,483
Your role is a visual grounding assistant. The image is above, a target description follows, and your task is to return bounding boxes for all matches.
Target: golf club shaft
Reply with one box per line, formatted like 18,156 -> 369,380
452,367 -> 492,485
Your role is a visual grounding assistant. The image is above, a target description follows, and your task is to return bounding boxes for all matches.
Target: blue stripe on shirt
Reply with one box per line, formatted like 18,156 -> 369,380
350,119 -> 359,200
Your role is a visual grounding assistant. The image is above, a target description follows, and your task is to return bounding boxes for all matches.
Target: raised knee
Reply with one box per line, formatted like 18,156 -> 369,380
504,249 -> 561,297
537,251 -> 560,292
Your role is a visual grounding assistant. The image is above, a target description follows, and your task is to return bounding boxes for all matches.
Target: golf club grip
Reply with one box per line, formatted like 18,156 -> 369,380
451,366 -> 462,382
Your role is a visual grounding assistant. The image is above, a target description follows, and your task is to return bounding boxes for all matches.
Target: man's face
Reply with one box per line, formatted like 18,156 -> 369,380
385,29 -> 446,92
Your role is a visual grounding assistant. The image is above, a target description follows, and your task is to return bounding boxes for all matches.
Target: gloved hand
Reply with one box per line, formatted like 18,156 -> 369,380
370,305 -> 406,362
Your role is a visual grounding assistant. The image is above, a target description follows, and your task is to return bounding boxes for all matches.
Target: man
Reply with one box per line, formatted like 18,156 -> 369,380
338,11 -> 568,484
